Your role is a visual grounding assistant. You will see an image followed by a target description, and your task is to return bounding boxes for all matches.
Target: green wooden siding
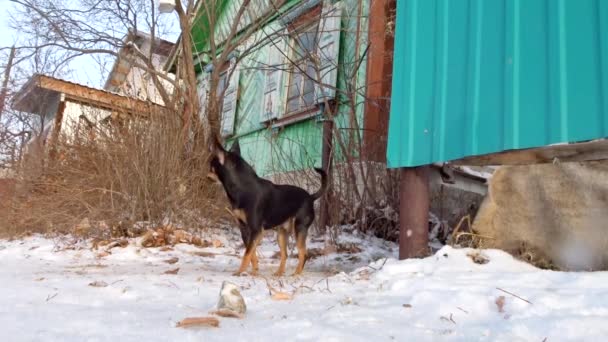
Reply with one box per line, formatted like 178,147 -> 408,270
194,0 -> 369,177
233,45 -> 266,135
232,120 -> 323,176
387,0 -> 608,168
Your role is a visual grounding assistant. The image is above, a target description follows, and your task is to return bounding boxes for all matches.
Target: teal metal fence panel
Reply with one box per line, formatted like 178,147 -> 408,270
387,0 -> 608,168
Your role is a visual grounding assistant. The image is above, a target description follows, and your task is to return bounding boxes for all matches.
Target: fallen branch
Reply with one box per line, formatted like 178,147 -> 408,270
175,317 -> 220,328
263,276 -> 294,300
46,293 -> 58,302
495,296 -> 506,312
164,257 -> 179,264
164,268 -> 180,275
451,214 -> 471,238
496,287 -> 533,305
88,281 -> 108,287
166,280 -> 180,289
271,292 -> 292,301
367,257 -> 389,272
440,313 -> 456,324
456,307 -> 469,314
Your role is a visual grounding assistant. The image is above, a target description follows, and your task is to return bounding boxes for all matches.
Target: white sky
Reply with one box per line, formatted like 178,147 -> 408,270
0,0 -> 18,52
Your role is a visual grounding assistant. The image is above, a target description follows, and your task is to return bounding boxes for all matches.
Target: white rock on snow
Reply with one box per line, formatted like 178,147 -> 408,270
217,281 -> 246,316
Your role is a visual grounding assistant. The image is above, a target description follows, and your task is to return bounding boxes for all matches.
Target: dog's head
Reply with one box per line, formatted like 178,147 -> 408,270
207,136 -> 253,186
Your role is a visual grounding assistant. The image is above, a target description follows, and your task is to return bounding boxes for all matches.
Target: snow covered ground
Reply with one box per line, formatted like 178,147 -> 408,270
2,229 -> 608,342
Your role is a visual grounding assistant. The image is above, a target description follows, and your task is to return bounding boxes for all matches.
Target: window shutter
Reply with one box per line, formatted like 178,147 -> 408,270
261,31 -> 288,122
315,1 -> 342,103
220,58 -> 240,137
196,72 -> 210,122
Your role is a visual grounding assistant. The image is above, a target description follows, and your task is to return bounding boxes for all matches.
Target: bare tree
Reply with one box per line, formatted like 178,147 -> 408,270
1,0 -> 399,243
0,34 -> 76,170
5,0 -> 178,102
187,0 -> 398,241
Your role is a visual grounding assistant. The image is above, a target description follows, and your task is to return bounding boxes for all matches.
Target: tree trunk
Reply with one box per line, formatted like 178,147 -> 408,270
0,46 -> 16,120
319,113 -> 333,234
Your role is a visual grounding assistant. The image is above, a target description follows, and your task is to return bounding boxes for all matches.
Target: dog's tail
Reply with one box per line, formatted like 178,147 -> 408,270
311,167 -> 328,200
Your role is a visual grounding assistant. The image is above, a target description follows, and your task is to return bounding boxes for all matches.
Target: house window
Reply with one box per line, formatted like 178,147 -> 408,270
261,3 -> 341,125
218,61 -> 239,137
285,21 -> 320,115
217,71 -> 228,111
76,115 -> 95,141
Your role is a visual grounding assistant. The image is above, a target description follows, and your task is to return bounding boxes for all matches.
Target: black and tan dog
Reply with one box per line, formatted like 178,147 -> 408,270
208,137 -> 327,276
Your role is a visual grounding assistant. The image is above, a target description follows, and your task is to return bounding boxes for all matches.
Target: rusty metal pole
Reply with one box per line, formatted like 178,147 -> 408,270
399,166 -> 430,259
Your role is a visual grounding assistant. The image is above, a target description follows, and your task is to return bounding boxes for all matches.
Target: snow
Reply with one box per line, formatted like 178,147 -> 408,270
2,231 -> 608,341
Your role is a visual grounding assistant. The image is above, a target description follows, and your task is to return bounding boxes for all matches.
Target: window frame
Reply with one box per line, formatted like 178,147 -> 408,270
281,5 -> 323,120
216,69 -> 229,114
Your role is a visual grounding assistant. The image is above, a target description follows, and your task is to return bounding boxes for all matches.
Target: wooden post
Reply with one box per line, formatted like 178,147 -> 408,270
48,99 -> 67,162
399,166 -> 430,259
318,113 -> 333,233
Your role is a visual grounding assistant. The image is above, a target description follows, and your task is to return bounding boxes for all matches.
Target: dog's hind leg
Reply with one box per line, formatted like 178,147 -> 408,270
274,227 -> 289,276
292,204 -> 314,276
293,229 -> 308,275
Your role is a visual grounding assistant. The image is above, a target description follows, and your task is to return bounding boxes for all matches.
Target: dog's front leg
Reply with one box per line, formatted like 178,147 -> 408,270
232,213 -> 259,274
251,247 -> 259,273
239,224 -> 259,274
234,228 -> 263,276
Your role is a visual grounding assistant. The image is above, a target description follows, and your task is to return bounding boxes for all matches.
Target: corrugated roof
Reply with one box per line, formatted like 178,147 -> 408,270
12,74 -> 168,116
387,0 -> 608,168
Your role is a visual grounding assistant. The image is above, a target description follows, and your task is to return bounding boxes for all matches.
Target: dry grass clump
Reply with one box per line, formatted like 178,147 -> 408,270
449,214 -> 558,270
0,112 -> 227,238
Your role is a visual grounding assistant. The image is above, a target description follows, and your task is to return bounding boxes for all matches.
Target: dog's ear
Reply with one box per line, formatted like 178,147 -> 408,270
229,139 -> 241,155
209,135 -> 226,165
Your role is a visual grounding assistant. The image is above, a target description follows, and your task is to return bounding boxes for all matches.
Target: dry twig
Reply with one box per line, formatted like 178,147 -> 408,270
496,287 -> 533,305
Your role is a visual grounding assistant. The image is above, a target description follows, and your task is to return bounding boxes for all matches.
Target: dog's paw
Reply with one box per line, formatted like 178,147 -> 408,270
273,271 -> 284,277
232,271 -> 244,277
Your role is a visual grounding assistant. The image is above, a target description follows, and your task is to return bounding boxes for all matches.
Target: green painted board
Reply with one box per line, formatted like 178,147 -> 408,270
195,0 -> 370,177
